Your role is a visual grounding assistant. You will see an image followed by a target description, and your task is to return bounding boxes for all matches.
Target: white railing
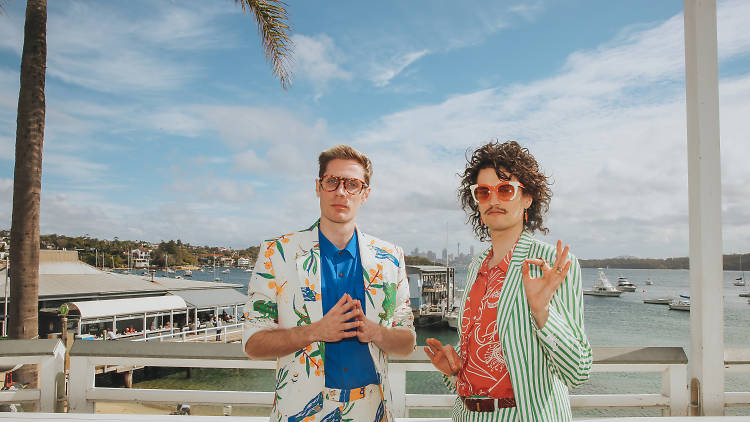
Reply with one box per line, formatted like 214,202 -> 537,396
129,322 -> 244,343
65,341 -> 692,417
723,348 -> 750,407
0,339 -> 65,412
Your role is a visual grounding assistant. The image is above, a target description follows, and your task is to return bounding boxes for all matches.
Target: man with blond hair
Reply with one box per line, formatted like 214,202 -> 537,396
243,145 -> 415,422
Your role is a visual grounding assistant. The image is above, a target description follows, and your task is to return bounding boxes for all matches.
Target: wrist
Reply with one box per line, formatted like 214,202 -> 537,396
299,322 -> 317,344
373,324 -> 385,344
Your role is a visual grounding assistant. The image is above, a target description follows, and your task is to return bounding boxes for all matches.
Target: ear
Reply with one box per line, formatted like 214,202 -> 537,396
523,193 -> 533,210
315,179 -> 321,198
360,186 -> 371,204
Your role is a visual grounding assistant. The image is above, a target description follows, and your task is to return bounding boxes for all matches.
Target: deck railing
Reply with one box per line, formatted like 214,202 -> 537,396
7,340 -> 749,416
0,339 -> 65,412
63,341 -> 691,416
724,348 -> 750,407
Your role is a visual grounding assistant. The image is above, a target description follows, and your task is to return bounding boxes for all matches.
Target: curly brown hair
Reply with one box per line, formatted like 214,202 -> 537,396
458,140 -> 552,241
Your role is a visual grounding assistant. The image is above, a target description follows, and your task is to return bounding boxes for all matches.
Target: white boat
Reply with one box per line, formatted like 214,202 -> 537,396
617,275 -> 636,292
668,295 -> 690,311
221,269 -> 230,274
735,254 -> 746,286
244,267 -> 254,273
739,291 -> 750,298
643,297 -> 671,305
183,270 -> 193,277
645,278 -> 653,285
584,270 -> 622,297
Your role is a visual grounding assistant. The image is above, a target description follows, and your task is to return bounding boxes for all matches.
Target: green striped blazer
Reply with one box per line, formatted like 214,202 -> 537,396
445,231 -> 592,421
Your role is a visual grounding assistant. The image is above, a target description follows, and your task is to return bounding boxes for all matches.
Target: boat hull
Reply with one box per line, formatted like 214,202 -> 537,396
584,290 -> 622,297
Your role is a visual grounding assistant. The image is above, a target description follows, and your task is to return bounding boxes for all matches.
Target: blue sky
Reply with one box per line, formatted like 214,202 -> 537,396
1,0 -> 749,259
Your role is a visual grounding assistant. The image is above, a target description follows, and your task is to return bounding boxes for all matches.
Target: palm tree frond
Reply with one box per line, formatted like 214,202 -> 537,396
235,0 -> 294,89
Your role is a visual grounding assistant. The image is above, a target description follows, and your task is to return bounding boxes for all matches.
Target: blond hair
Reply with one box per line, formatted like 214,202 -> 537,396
318,144 -> 373,185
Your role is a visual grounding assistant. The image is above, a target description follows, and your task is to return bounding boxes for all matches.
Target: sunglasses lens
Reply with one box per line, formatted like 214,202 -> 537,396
497,184 -> 515,200
474,186 -> 491,202
322,177 -> 340,191
344,179 -> 363,194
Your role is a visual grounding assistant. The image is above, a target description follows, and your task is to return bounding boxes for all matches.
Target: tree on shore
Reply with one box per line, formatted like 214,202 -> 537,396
4,0 -> 292,390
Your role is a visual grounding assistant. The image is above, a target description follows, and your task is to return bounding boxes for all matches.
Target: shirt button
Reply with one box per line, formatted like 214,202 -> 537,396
344,367 -> 348,372
339,273 -> 343,277
338,251 -> 343,255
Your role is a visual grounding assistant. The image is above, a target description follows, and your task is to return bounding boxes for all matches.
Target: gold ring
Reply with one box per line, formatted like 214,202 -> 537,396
553,267 -> 562,274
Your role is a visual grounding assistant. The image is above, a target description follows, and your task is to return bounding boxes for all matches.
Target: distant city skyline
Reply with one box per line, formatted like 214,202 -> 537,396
1,1 -> 749,259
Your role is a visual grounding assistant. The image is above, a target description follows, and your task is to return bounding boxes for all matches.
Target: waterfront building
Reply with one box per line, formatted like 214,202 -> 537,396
0,250 -> 246,339
129,248 -> 151,268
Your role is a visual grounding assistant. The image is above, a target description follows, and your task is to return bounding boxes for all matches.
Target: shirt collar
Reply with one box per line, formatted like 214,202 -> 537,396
319,229 -> 358,259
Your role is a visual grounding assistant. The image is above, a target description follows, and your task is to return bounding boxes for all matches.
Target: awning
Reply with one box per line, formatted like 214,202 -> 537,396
169,288 -> 247,309
67,295 -> 188,319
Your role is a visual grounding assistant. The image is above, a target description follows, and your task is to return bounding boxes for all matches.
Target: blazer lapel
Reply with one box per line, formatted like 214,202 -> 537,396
494,231 -> 533,341
357,229 -> 382,323
294,223 -> 324,326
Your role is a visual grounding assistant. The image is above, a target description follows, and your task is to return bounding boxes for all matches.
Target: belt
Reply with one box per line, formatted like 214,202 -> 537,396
323,383 -> 383,403
460,396 -> 516,412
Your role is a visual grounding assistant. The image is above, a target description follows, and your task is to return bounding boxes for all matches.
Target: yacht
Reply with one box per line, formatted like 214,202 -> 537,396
643,297 -> 671,305
734,254 -> 746,286
668,295 -> 690,311
221,269 -> 230,274
584,270 -> 623,297
617,275 -> 636,292
645,278 -> 653,285
183,270 -> 193,277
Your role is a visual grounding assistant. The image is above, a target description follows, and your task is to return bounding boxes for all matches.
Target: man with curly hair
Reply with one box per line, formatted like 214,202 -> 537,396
243,144 -> 415,422
425,140 -> 591,421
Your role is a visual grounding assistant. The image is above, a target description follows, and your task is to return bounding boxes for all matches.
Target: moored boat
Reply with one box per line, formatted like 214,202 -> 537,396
617,275 -> 636,292
584,270 -> 622,297
643,297 -> 672,305
668,295 -> 690,311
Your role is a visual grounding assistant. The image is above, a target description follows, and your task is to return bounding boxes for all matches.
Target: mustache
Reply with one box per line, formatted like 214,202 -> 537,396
485,206 -> 506,213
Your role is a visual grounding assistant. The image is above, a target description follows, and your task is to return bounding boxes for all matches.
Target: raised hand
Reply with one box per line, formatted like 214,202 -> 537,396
522,240 -> 571,328
313,294 -> 362,342
424,337 -> 461,376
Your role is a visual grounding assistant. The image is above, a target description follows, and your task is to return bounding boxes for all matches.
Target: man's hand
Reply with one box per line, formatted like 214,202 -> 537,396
424,337 -> 461,376
351,301 -> 384,344
312,294 -> 362,342
522,240 -> 572,329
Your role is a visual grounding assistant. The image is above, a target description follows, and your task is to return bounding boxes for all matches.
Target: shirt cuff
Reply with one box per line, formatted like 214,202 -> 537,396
530,307 -> 564,353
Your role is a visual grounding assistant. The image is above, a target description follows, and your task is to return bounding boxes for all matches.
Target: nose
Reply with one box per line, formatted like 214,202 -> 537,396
334,181 -> 348,196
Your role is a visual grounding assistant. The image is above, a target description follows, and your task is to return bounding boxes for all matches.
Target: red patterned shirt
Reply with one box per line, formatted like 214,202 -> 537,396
456,247 -> 515,399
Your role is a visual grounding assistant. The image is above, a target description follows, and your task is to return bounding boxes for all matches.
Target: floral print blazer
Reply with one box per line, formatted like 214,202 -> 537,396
243,220 -> 415,422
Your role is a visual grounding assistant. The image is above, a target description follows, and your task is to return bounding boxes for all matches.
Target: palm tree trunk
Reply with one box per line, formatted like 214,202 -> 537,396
9,0 -> 47,392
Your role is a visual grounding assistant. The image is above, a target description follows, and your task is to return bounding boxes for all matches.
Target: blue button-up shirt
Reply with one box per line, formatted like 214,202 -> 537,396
319,230 -> 379,389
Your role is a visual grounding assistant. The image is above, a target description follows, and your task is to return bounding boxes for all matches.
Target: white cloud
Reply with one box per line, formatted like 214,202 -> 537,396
508,0 -> 546,21
350,0 -> 750,258
291,34 -> 352,93
0,179 -> 11,225
371,49 -> 429,87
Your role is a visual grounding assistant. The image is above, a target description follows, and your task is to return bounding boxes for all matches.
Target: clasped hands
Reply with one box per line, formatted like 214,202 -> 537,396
314,293 -> 383,344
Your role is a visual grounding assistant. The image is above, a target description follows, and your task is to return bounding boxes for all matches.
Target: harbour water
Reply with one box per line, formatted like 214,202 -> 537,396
137,266 -> 750,417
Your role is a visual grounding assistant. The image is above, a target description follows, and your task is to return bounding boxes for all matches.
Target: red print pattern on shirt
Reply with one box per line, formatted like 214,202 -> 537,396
456,247 -> 515,399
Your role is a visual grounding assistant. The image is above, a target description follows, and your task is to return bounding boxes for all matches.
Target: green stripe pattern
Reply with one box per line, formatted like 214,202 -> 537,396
443,232 -> 592,422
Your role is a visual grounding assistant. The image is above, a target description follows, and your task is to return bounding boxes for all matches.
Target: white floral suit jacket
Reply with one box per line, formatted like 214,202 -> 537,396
243,219 -> 415,422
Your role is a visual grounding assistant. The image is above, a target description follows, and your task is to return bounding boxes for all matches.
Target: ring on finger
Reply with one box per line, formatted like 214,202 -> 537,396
553,267 -> 563,274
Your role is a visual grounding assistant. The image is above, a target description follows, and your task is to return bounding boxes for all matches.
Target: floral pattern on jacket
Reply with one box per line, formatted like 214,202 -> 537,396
243,220 -> 415,422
